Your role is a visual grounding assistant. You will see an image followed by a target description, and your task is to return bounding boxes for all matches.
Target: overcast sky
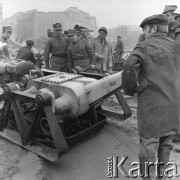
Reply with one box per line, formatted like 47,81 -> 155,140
2,0 -> 180,28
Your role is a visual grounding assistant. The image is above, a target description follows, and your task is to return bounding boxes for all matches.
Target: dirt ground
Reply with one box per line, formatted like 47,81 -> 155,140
0,95 -> 179,179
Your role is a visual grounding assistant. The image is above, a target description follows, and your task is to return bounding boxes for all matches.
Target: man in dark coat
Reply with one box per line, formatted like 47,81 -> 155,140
122,14 -> 180,180
16,40 -> 36,64
114,35 -> 124,58
171,9 -> 180,41
162,5 -> 177,38
44,23 -> 68,72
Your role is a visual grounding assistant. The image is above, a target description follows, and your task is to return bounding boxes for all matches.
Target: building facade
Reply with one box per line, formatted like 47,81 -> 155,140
0,3 -> 2,34
3,7 -> 98,47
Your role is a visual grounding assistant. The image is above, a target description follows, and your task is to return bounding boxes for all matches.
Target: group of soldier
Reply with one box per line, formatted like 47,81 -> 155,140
0,22 -> 125,76
44,23 -> 124,75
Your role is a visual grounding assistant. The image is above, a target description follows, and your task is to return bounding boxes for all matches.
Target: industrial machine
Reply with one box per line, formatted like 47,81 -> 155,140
0,60 -> 132,162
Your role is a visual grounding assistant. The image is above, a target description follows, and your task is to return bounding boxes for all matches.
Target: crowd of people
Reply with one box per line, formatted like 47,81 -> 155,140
0,22 -> 125,75
1,4 -> 180,180
43,23 -> 122,74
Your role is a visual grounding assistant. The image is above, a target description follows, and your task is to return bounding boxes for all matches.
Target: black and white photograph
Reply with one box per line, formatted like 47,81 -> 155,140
0,0 -> 180,179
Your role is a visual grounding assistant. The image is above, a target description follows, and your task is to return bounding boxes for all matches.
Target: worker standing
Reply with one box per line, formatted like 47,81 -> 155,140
171,9 -> 180,41
90,27 -> 113,74
113,35 -> 124,58
44,23 -> 68,72
122,14 -> 180,180
162,5 -> 177,38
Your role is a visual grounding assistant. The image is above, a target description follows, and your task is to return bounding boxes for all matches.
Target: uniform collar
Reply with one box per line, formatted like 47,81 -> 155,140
149,32 -> 168,38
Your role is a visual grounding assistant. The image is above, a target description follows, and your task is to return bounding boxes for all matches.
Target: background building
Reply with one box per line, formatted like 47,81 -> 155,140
3,7 -> 98,48
0,3 -> 2,33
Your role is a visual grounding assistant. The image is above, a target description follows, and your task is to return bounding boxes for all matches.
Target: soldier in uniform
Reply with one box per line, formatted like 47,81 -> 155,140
67,29 -> 95,73
172,9 -> 180,41
16,40 -> 36,64
162,5 -> 177,38
44,23 -> 68,72
0,26 -> 12,60
122,14 -> 180,180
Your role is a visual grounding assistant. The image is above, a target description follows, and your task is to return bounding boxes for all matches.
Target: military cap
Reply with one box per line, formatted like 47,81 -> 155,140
139,14 -> 168,28
98,27 -> 108,34
3,26 -> 12,32
53,23 -> 62,29
26,40 -> 34,46
73,25 -> 88,32
162,5 -> 177,14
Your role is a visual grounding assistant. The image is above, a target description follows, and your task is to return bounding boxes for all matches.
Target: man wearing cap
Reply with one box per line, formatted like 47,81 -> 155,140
44,23 -> 68,72
113,36 -> 124,58
113,35 -> 124,70
0,26 -> 12,60
16,40 -> 36,64
90,27 -> 113,74
67,29 -> 95,73
73,24 -> 88,40
171,9 -> 180,41
162,5 -> 177,38
122,14 -> 180,180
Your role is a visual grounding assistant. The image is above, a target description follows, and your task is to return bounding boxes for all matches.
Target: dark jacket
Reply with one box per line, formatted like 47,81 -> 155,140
16,46 -> 36,64
122,32 -> 180,138
171,28 -> 180,42
44,35 -> 68,72
114,39 -> 124,57
168,22 -> 177,39
138,34 -> 145,43
68,39 -> 95,72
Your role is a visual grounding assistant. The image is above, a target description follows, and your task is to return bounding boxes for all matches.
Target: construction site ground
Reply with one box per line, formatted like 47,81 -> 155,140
0,95 -> 179,180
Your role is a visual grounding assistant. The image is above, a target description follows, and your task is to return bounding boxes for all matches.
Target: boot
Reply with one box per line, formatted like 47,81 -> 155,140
156,151 -> 170,180
139,156 -> 157,180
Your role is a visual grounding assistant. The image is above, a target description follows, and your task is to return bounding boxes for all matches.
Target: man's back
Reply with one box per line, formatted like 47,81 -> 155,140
114,39 -> 124,53
16,46 -> 35,63
123,32 -> 180,137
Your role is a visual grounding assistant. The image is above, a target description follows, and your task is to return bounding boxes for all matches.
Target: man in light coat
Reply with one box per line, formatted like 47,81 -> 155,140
90,27 -> 113,74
